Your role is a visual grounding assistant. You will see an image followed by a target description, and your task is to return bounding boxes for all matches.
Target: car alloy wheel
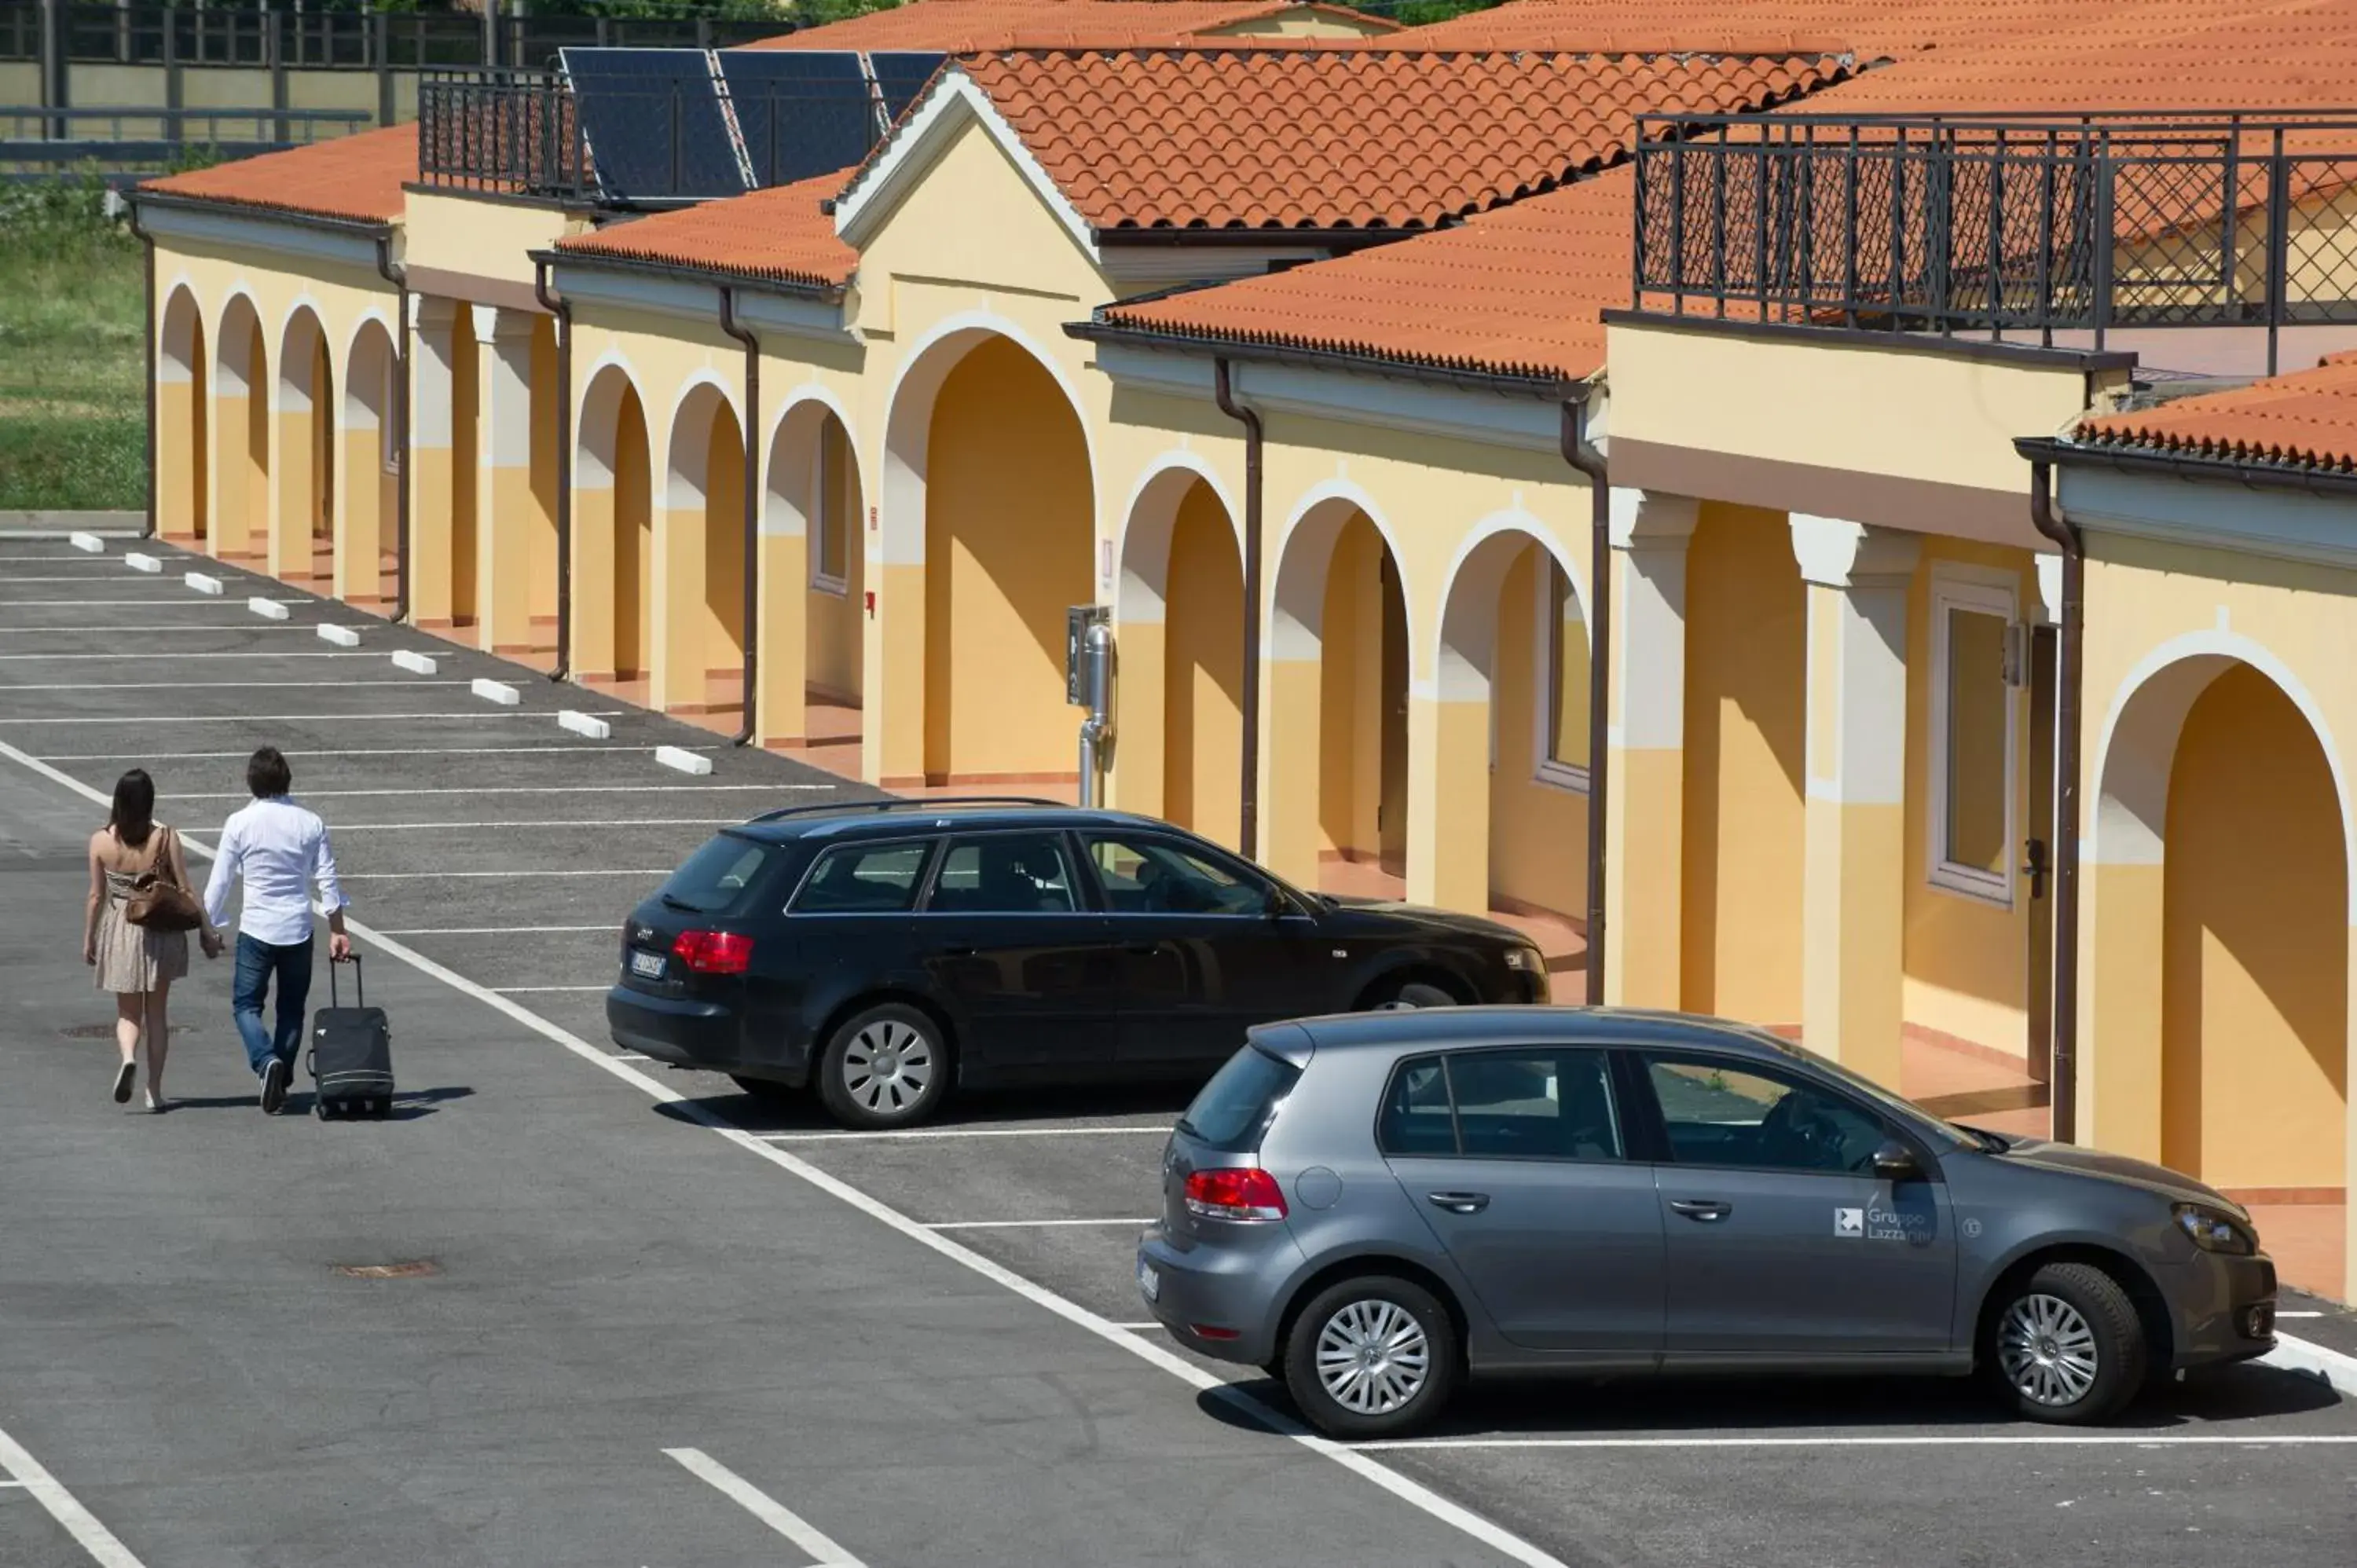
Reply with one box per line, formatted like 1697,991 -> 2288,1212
1314,1298 -> 1431,1416
1996,1291 -> 2100,1408
841,1018 -> 936,1116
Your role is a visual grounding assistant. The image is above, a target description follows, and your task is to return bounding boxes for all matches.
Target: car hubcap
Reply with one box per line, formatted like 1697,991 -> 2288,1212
843,1020 -> 934,1114
1997,1292 -> 2099,1407
1314,1299 -> 1430,1416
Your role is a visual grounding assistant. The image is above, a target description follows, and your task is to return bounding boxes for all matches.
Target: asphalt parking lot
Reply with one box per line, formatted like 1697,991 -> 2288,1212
3,531 -> 2356,1568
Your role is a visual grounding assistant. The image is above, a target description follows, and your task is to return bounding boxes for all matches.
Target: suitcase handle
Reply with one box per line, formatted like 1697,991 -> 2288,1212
329,951 -> 361,1009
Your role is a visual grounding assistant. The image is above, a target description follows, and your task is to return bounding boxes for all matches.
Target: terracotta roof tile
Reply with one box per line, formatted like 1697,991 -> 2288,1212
954,46 -> 1850,232
135,124 -> 415,225
745,0 -> 1396,53
2077,352 -> 2357,473
554,167 -> 858,289
1102,165 -> 1633,383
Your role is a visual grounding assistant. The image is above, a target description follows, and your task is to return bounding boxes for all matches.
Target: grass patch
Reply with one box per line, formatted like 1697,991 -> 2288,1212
0,177 -> 146,511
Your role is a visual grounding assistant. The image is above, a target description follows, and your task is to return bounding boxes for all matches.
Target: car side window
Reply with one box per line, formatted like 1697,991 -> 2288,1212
1083,832 -> 1268,916
925,832 -> 1080,914
792,840 -> 935,914
1643,1054 -> 1889,1175
1376,1050 -> 1622,1162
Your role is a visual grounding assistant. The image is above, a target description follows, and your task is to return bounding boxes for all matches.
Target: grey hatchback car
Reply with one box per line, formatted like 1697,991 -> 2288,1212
1135,1008 -> 2279,1438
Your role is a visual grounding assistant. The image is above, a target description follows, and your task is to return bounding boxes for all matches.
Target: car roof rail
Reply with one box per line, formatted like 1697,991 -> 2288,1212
749,795 -> 1069,824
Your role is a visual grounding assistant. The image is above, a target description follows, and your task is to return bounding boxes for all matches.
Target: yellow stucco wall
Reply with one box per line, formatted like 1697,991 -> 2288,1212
1164,480 -> 1244,844
1486,545 -> 1589,918
1681,501 -> 1806,1023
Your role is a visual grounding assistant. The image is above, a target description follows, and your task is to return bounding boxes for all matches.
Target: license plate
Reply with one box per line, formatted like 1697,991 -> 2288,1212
629,950 -> 665,980
1137,1258 -> 1160,1303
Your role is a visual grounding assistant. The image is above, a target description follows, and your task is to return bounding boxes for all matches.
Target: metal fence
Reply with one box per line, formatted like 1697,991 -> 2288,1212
415,67 -> 585,197
0,3 -> 788,71
1,101 -> 368,176
1631,112 -> 2357,375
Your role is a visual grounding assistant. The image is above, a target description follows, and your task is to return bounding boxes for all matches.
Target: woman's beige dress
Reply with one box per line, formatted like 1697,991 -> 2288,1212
94,830 -> 190,995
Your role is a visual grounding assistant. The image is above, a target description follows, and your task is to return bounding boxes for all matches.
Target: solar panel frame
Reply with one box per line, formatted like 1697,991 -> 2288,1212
559,46 -> 750,204
717,49 -> 879,190
867,51 -> 949,126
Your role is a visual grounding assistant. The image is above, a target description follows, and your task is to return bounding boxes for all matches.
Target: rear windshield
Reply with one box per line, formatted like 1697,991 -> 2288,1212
658,833 -> 774,914
1176,1046 -> 1301,1153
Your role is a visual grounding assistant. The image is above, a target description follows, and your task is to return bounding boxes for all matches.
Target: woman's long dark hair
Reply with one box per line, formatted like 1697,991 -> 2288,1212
108,768 -> 156,848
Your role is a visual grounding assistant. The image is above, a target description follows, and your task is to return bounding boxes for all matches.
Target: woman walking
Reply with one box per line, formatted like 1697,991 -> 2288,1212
82,769 -> 217,1111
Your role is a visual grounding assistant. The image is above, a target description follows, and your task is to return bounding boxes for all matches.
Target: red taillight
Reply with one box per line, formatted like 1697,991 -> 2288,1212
1183,1167 -> 1287,1222
671,929 -> 753,976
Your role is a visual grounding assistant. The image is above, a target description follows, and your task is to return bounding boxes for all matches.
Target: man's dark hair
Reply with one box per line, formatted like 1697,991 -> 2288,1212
247,746 -> 292,800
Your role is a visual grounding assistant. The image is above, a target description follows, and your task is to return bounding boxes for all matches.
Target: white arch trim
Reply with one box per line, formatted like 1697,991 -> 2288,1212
1268,478 -> 1413,665
159,275 -> 204,383
213,286 -> 267,395
575,354 -> 649,493
659,369 -> 745,506
1428,507 -> 1588,705
882,308 -> 1100,473
2088,627 -> 2357,920
277,297 -> 332,414
1114,450 -> 1244,625
762,382 -> 870,541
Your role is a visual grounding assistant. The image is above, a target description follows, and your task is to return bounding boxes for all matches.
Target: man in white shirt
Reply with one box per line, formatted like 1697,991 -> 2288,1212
203,746 -> 352,1115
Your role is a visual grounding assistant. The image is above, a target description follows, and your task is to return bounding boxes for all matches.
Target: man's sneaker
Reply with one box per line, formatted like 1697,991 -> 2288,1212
259,1057 -> 290,1116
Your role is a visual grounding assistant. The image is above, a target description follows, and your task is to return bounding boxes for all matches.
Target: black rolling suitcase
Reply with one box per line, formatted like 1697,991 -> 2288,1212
310,954 -> 394,1119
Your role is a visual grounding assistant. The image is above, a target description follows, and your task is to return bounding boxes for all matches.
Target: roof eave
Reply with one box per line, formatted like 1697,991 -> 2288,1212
532,245 -> 849,302
1069,317 -> 1590,401
130,188 -> 396,236
2020,434 -> 2357,500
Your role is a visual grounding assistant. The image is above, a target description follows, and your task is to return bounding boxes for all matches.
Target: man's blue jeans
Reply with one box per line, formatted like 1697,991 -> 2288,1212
233,933 -> 313,1077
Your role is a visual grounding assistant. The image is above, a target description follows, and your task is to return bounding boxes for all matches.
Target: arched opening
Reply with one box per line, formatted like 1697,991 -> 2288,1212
759,397 -> 866,761
527,316 -> 563,659
1113,465 -> 1244,845
1265,496 -> 1407,893
879,328 -> 1094,789
211,294 -> 268,560
574,365 -> 654,687
658,381 -> 746,720
339,318 -> 398,607
276,306 -> 333,583
1432,527 -> 1589,929
1680,503 -> 1806,1024
159,286 -> 207,543
2091,649 -> 2354,1301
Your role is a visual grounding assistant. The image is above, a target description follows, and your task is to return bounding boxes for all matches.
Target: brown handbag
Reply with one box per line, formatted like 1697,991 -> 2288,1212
124,827 -> 203,932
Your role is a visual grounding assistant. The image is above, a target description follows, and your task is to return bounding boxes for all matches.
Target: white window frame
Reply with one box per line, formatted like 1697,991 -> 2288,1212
809,430 -> 849,597
1926,563 -> 2018,907
1530,555 -> 1590,795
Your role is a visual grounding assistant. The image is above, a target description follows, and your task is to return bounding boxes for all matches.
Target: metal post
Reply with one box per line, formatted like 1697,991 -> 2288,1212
482,0 -> 497,71
1077,619 -> 1116,808
38,0 -> 68,141
266,8 -> 288,145
2091,130 -> 2115,355
163,5 -> 181,140
373,9 -> 391,126
2265,129 -> 2290,378
2221,115 -> 2242,310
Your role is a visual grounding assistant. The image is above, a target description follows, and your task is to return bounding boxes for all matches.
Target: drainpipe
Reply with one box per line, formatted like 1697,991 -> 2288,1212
376,233 -> 410,624
1560,394 -> 1608,1007
1212,358 -> 1263,859
533,258 -> 572,682
2028,456 -> 2083,1145
718,287 -> 760,748
129,200 -> 157,540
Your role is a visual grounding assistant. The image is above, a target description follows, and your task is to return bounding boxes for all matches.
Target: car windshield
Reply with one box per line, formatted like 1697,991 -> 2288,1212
1176,1046 -> 1300,1152
1770,1038 -> 1984,1151
658,833 -> 773,914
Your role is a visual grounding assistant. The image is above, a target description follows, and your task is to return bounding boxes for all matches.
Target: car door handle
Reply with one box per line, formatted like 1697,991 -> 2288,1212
1122,942 -> 1161,956
1669,1199 -> 1732,1222
937,946 -> 977,959
1426,1191 -> 1490,1214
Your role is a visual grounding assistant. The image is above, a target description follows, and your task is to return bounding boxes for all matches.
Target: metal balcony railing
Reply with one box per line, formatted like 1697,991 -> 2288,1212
416,68 -> 588,200
1631,112 -> 2357,375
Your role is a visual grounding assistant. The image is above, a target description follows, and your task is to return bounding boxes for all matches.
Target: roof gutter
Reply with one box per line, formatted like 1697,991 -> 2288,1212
1211,358 -> 1264,860
1067,318 -> 1581,402
127,200 -> 157,540
130,189 -> 396,240
530,246 -> 848,304
1560,390 -> 1609,1008
373,231 -> 411,625
718,286 -> 761,749
2031,432 -> 2357,500
533,257 -> 572,682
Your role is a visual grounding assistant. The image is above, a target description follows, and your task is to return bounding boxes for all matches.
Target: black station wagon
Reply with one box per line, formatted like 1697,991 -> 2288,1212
605,800 -> 1552,1127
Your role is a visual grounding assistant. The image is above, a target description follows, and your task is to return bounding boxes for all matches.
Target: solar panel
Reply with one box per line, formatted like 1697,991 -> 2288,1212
560,47 -> 749,203
718,49 -> 878,189
868,51 -> 948,124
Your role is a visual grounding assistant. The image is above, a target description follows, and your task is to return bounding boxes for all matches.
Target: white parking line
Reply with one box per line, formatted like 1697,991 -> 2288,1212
0,1420 -> 147,1566
331,819 -> 742,832
2278,1310 -> 2325,1318
761,1125 -> 1166,1142
0,735 -> 1582,1568
664,1448 -> 868,1568
0,625 -> 311,635
339,868 -> 675,880
0,599 -> 299,607
372,925 -> 616,936
47,745 -> 692,761
497,985 -> 614,994
1353,1434 -> 2357,1451
0,651 -> 384,661
0,713 -> 617,725
160,784 -> 819,798
926,1218 -> 1157,1229
0,680 -> 466,691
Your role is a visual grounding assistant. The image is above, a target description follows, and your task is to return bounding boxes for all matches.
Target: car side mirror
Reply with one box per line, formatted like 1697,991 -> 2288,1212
1871,1140 -> 1921,1181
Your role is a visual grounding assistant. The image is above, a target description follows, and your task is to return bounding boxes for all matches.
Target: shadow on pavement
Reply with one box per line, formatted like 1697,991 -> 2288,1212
654,1078 -> 1197,1134
1197,1361 -> 2344,1438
